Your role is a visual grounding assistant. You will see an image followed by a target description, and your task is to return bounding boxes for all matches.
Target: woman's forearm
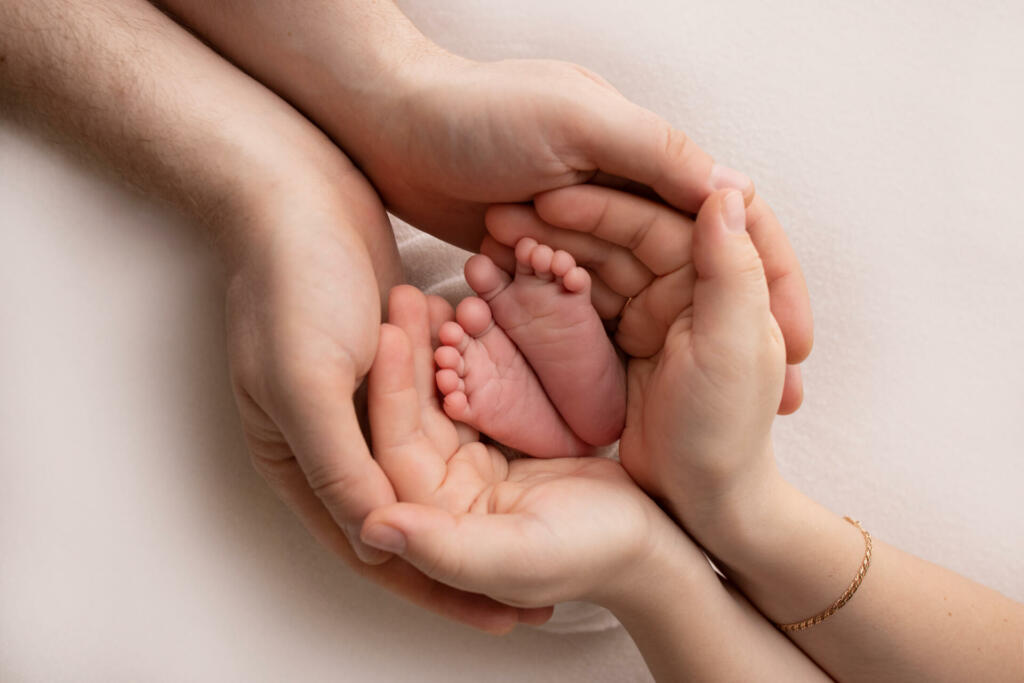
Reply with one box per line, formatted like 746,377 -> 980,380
689,470 -> 1024,682
602,530 -> 830,682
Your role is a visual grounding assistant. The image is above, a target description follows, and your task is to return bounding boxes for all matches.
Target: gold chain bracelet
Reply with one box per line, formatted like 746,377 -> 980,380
776,516 -> 873,632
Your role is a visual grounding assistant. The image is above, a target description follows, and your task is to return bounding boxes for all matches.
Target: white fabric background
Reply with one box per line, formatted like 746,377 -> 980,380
2,1 -> 1021,680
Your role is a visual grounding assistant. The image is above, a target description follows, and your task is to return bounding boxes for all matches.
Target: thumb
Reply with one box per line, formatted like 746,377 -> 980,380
577,91 -> 754,213
360,504 -> 535,599
691,190 -> 775,352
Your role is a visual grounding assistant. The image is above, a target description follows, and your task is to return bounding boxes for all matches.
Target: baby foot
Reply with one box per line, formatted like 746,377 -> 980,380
464,238 -> 626,446
434,296 -> 592,458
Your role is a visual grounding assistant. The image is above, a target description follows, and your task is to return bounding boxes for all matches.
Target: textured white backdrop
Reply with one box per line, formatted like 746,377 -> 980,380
2,1 -> 1021,680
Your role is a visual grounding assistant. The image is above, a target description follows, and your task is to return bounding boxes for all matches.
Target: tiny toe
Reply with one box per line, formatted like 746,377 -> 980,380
529,244 -> 555,279
443,391 -> 472,421
514,237 -> 538,275
562,266 -> 591,294
455,297 -> 495,338
464,254 -> 512,301
436,368 -> 463,395
438,321 -> 468,351
434,345 -> 464,375
550,250 -> 576,278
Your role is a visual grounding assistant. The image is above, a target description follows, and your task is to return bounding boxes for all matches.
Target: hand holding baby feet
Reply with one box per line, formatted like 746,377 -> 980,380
363,287 -> 682,610
460,238 -> 626,446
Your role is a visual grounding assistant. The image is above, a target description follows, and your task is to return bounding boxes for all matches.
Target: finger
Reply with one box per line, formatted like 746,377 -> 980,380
368,324 -> 447,499
588,269 -> 628,319
616,266 -> 696,358
746,195 -> 814,364
250,450 -> 523,634
426,294 -> 456,349
588,171 -> 662,202
574,94 -> 754,213
268,366 -> 398,564
534,184 -> 693,276
691,190 -> 778,359
778,364 -> 804,415
485,203 -> 652,296
362,503 -> 544,601
387,285 -> 439,407
388,285 -> 462,455
537,183 -> 814,368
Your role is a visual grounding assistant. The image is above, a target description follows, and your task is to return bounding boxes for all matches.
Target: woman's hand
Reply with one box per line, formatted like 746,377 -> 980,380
358,285 -> 682,609
359,285 -> 832,683
484,187 -> 787,525
483,185 -> 809,414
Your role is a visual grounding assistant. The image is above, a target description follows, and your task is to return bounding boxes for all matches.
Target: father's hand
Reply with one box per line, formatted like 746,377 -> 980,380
221,170 -> 537,634
338,56 -> 756,250
154,1 -> 756,249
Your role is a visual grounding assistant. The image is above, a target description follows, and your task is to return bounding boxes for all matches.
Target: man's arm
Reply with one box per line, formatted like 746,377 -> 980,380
153,0 -> 814,413
0,0 -> 536,633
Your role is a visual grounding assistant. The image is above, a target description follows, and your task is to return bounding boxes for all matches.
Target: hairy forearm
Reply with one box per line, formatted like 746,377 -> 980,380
0,0 -> 399,283
691,471 -> 1024,681
154,0 -> 446,145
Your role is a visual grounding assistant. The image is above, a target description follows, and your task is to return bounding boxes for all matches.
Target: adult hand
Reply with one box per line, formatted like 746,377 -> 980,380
221,171 -> 540,634
483,185 -> 786,518
485,188 -> 786,531
483,185 -> 809,413
359,285 -> 831,683
153,0 -> 756,249
339,55 -> 756,250
358,285 -> 684,610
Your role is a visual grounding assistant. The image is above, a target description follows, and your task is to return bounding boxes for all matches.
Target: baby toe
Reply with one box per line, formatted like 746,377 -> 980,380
514,237 -> 539,275
434,345 -> 465,375
550,249 -> 577,278
455,296 -> 495,338
528,244 -> 555,280
438,321 -> 468,351
562,266 -> 592,294
435,368 -> 464,395
442,390 -> 472,422
464,253 -> 512,301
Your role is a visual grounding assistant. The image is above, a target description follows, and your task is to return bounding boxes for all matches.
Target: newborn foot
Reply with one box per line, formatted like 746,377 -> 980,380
434,297 -> 592,458
464,238 -> 626,446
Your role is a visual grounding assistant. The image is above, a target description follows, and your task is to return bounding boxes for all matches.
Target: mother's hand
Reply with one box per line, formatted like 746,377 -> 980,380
358,286 -> 677,610
482,186 -> 811,414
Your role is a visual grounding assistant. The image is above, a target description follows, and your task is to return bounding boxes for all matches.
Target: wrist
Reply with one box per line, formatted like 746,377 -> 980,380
685,473 -> 865,625
661,439 -> 782,549
592,516 -> 714,619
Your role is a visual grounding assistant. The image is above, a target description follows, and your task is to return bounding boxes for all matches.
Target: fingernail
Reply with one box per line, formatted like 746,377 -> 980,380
361,524 -> 407,555
710,164 -> 753,193
343,523 -> 390,564
721,190 -> 746,233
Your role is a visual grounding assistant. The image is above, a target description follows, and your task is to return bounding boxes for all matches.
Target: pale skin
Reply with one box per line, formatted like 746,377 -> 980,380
1,0 -> 814,632
144,0 -> 813,550
361,282 -> 827,683
433,237 -> 626,456
477,186 -> 1024,681
0,0 -> 543,632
